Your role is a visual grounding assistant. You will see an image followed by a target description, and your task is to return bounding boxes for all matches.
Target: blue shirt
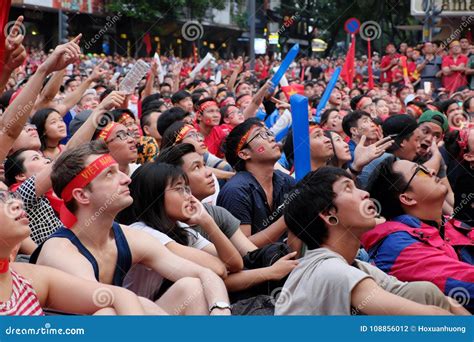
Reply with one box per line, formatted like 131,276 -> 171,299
356,153 -> 392,190
348,139 -> 357,162
217,170 -> 296,235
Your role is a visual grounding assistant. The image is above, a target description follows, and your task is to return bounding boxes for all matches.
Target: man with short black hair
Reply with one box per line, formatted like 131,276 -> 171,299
171,90 -> 193,113
342,110 -> 380,161
362,156 -> 474,313
31,141 -> 231,315
217,118 -> 295,247
356,114 -> 421,189
275,167 -> 466,315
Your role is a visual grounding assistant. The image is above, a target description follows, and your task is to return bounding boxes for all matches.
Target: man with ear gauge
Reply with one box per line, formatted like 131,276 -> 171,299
275,167 -> 468,315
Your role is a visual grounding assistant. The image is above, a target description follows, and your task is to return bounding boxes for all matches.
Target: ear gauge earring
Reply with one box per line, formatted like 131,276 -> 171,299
328,215 -> 339,225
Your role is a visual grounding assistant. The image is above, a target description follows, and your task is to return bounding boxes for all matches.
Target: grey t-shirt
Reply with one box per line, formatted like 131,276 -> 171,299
416,55 -> 442,88
192,203 -> 241,240
275,248 -> 410,315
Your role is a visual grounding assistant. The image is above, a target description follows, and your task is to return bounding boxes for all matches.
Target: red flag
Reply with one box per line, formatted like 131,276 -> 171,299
341,34 -> 355,88
192,43 -> 198,66
367,39 -> 374,89
0,0 -> 12,75
281,83 -> 305,100
400,55 -> 411,86
143,33 -> 152,56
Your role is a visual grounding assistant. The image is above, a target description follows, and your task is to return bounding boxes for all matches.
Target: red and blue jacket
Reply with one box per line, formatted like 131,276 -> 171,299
361,214 -> 474,311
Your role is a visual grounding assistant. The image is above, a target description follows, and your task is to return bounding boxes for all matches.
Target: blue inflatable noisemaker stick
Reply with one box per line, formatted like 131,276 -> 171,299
270,44 -> 300,93
314,66 -> 341,124
290,94 -> 311,181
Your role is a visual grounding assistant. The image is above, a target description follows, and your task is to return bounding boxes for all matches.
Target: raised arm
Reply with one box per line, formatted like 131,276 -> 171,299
142,61 -> 157,98
227,57 -> 243,92
34,69 -> 66,111
0,35 -> 82,162
65,90 -> 125,149
0,16 -> 26,93
52,60 -> 107,116
242,80 -> 273,120
171,61 -> 182,93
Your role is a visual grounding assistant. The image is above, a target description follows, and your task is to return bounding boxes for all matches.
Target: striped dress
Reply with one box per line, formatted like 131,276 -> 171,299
0,270 -> 44,316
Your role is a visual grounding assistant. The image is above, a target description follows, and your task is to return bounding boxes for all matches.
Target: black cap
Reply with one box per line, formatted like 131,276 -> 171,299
382,114 -> 418,152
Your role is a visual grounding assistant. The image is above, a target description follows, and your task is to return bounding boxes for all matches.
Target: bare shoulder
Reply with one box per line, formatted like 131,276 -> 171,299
35,237 -> 94,280
36,237 -> 78,263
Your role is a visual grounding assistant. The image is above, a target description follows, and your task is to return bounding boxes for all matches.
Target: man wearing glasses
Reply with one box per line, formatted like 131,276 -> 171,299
362,155 -> 474,313
92,122 -> 140,176
217,118 -> 295,248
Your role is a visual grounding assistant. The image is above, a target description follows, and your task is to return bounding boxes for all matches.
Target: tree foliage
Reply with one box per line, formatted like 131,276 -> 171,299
279,0 -> 414,55
106,0 -> 226,21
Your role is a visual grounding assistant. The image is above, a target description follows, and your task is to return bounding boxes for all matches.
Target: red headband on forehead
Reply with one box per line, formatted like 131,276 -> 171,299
220,97 -> 235,108
236,124 -> 260,155
117,113 -> 133,125
61,154 -> 117,203
60,154 -> 117,228
356,97 -> 369,110
199,100 -> 218,113
175,125 -> 194,144
309,124 -> 321,134
97,122 -> 119,142
407,104 -> 423,118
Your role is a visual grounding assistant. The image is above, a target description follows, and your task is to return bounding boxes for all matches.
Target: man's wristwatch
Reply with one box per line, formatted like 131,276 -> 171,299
209,301 -> 231,313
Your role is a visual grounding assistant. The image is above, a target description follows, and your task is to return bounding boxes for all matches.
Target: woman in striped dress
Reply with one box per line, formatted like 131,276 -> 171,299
0,191 -> 146,316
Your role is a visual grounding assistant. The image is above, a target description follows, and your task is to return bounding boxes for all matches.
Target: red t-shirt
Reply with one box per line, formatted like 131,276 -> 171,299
442,54 -> 468,93
195,124 -> 227,158
380,54 -> 400,83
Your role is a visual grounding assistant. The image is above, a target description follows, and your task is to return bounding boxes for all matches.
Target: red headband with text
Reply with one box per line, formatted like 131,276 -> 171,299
61,154 -> 117,203
97,122 -> 119,142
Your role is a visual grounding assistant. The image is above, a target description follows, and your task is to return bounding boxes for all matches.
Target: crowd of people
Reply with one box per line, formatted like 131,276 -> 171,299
0,15 -> 473,316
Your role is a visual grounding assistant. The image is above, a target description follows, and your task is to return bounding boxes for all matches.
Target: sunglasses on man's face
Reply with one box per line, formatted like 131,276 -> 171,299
401,164 -> 431,193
